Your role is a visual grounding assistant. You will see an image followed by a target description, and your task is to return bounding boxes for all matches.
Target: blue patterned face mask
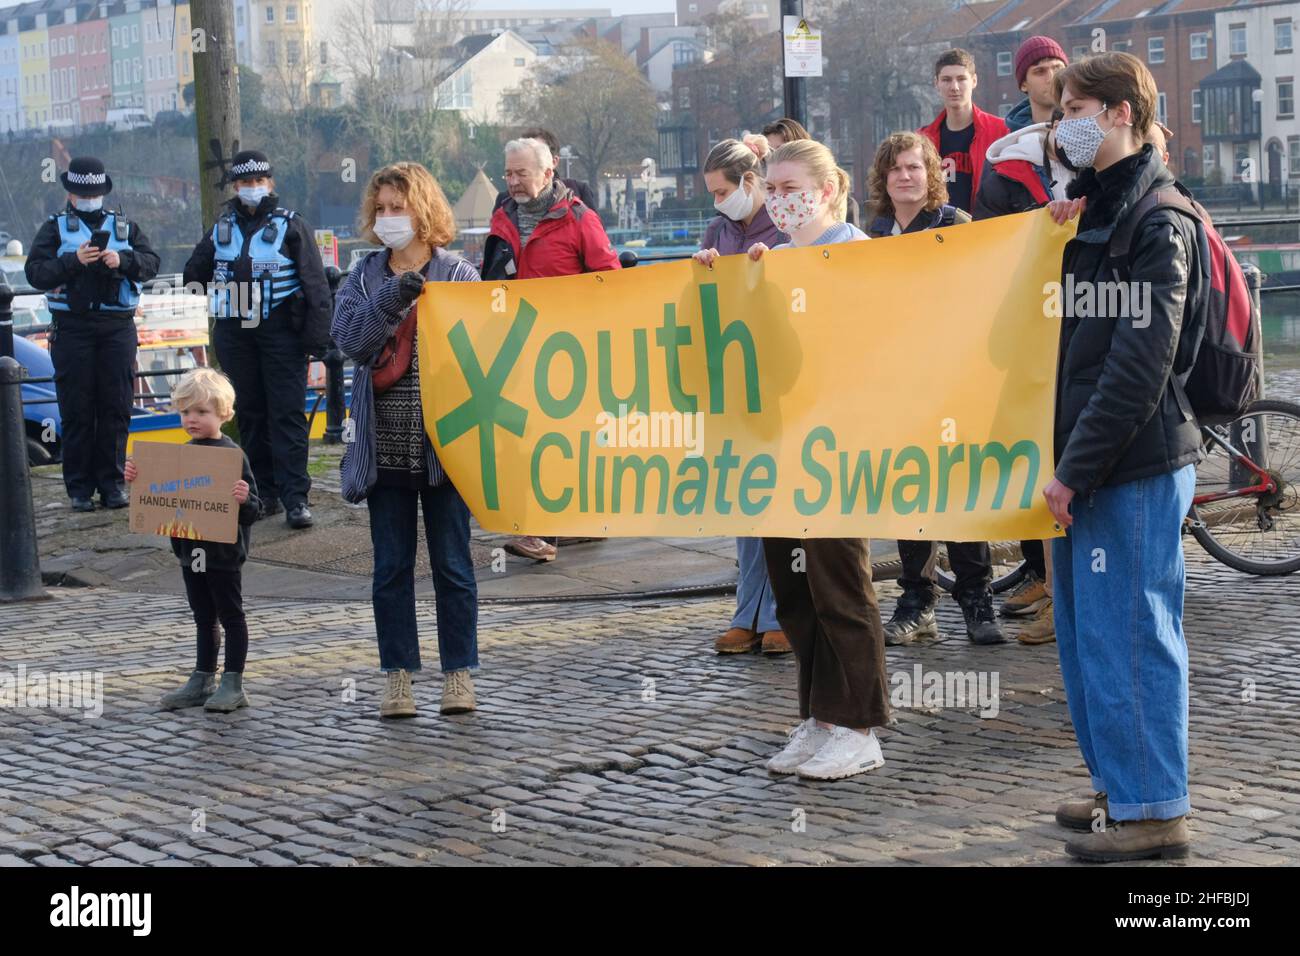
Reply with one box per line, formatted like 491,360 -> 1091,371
1055,105 -> 1113,169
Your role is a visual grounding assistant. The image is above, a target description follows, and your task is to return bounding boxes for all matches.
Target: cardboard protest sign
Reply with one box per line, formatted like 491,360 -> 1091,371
129,441 -> 243,544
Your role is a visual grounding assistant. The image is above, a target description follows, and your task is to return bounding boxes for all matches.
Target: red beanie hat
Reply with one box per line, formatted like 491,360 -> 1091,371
1015,35 -> 1068,87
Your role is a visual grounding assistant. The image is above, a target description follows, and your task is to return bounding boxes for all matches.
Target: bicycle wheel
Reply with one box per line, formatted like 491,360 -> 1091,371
1189,398 -> 1300,575
935,541 -> 1029,594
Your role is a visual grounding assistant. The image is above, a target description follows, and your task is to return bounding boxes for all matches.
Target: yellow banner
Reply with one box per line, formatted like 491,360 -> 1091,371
417,211 -> 1072,539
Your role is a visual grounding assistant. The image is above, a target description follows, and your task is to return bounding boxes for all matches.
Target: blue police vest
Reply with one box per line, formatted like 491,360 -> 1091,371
46,211 -> 139,313
209,208 -> 301,321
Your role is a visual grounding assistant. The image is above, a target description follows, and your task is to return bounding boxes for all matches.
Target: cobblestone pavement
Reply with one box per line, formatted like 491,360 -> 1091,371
1,548 -> 1297,867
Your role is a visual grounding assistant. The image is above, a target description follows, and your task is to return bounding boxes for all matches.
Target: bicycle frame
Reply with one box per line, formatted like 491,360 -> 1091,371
1192,425 -> 1277,506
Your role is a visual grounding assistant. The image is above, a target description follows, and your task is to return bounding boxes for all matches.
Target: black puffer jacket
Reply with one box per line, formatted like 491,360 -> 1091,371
1054,145 -> 1205,494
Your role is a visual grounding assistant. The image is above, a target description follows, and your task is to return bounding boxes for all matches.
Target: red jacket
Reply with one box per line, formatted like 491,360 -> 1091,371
482,190 -> 620,280
919,106 -> 1009,211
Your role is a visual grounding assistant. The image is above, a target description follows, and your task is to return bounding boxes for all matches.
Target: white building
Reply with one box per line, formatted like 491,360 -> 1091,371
1207,1 -> 1299,195
384,29 -> 539,125
641,33 -> 710,94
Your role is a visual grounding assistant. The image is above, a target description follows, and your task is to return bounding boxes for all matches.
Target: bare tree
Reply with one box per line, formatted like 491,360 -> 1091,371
504,38 -> 658,186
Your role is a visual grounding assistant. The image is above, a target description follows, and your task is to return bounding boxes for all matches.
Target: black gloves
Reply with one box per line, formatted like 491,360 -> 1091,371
397,271 -> 425,305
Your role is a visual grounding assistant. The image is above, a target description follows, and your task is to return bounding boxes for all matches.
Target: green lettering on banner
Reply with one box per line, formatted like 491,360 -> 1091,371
840,447 -> 891,515
965,440 -> 1040,511
656,303 -> 698,413
936,443 -> 965,513
612,454 -> 670,514
531,433 -> 573,512
891,445 -> 930,515
435,299 -> 537,510
796,426 -> 834,515
699,283 -> 761,414
597,328 -> 650,414
739,454 -> 777,515
673,457 -> 709,515
535,331 -> 586,419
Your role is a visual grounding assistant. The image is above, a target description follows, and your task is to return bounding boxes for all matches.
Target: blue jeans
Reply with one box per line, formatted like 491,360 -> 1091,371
1053,464 -> 1195,822
732,537 -> 780,632
367,481 -> 478,673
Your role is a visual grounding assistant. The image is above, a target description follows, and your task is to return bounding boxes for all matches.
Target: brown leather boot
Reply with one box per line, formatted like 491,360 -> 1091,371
715,627 -> 760,654
1065,816 -> 1190,862
1055,791 -> 1109,831
761,630 -> 792,655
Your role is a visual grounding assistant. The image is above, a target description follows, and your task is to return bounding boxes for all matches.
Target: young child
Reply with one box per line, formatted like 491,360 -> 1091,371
124,368 -> 261,713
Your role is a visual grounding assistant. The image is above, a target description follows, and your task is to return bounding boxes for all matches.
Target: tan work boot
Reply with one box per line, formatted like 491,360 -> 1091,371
441,669 -> 476,714
715,627 -> 760,654
1001,573 -> 1049,617
1055,791 -> 1109,831
761,630 -> 792,655
1017,599 -> 1056,644
1065,816 -> 1190,862
380,670 -> 417,718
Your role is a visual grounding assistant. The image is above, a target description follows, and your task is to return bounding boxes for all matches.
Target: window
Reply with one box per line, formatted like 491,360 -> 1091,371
236,6 -> 245,27
999,102 -> 1013,118
265,5 -> 275,23
678,84 -> 690,109
1156,91 -> 1167,125
1288,136 -> 1300,176
1233,142 -> 1250,181
514,57 -> 525,67
320,41 -> 328,65
286,40 -> 300,65
131,25 -> 138,43
1072,44 -> 1088,59
996,51 -> 1012,76
1191,89 -> 1202,124
1148,36 -> 1164,64
1277,19 -> 1294,53
1111,40 -> 1132,52
1279,78 -> 1295,118
265,40 -> 276,63
286,4 -> 298,23
1229,23 -> 1247,57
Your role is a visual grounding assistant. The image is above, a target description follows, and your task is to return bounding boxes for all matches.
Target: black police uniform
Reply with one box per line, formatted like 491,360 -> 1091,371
183,190 -> 332,520
25,179 -> 159,506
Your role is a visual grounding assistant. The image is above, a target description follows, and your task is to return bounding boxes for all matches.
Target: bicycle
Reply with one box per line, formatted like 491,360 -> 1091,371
933,397 -> 1300,589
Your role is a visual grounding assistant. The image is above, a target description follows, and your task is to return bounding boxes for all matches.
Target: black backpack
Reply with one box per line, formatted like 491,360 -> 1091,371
1109,185 -> 1261,425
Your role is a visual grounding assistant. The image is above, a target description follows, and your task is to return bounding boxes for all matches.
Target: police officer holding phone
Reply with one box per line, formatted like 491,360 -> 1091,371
183,150 -> 333,530
25,156 -> 159,512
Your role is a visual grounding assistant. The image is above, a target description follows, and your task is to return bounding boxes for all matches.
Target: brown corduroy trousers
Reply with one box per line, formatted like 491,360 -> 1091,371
761,536 -> 891,730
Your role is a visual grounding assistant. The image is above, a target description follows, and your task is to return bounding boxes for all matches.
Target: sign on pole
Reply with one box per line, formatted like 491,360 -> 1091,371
783,16 -> 822,78
315,228 -> 339,269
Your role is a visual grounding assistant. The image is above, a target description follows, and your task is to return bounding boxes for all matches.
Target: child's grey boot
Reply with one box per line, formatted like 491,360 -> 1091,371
160,670 -> 216,710
204,672 -> 250,713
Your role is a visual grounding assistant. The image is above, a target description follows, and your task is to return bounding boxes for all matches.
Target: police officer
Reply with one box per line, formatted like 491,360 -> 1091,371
184,150 -> 332,529
25,156 -> 160,512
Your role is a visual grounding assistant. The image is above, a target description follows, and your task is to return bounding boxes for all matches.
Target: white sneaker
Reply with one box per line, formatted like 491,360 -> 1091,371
795,726 -> 885,780
766,718 -> 832,774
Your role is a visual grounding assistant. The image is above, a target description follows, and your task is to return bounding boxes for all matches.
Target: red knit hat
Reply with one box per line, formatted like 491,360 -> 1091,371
1015,35 -> 1068,87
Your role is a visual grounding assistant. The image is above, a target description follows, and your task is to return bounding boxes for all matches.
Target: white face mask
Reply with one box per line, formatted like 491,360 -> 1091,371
1055,105 -> 1114,169
238,185 -> 270,207
72,196 -> 103,213
765,188 -> 821,234
373,214 -> 416,251
714,178 -> 754,221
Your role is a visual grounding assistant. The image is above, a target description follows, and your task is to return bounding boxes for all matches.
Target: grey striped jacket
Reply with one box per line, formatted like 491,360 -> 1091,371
331,247 -> 481,503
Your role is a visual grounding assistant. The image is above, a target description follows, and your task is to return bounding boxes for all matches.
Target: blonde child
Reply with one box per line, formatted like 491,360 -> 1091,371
124,368 -> 261,712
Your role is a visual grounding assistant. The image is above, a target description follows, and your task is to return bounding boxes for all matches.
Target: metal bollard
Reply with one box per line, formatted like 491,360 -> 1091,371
323,266 -> 345,444
0,356 -> 47,601
0,286 -> 13,360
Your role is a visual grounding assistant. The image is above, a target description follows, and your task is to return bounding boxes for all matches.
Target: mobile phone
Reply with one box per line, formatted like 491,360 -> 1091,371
88,230 -> 111,251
